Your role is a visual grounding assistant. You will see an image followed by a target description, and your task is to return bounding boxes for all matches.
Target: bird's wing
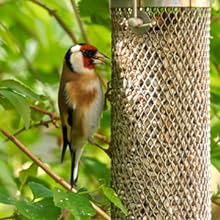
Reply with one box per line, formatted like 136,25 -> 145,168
58,83 -> 76,162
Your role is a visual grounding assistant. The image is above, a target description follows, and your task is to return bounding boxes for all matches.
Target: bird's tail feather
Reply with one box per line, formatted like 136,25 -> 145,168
70,151 -> 77,187
70,148 -> 84,187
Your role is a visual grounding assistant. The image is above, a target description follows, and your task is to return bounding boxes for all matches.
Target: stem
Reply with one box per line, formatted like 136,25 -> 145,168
0,129 -> 111,220
4,119 -> 57,142
70,0 -> 89,43
0,216 -> 16,220
212,15 -> 220,22
27,0 -> 77,43
14,105 -> 110,146
30,104 -> 59,123
94,133 -> 111,145
212,198 -> 220,207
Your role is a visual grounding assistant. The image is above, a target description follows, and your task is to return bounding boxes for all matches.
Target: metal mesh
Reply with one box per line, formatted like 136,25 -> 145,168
111,7 -> 211,220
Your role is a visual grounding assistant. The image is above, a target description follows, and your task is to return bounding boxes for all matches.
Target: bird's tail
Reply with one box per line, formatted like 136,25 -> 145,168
70,148 -> 84,187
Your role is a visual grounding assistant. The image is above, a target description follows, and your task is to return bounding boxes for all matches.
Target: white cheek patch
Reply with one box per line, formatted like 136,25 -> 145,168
70,51 -> 94,74
70,51 -> 84,72
70,45 -> 81,53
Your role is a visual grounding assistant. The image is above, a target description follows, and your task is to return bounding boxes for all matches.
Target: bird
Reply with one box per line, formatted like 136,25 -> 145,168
58,43 -> 107,187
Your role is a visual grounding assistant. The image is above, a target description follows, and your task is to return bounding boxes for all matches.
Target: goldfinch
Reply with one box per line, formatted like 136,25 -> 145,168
58,43 -> 107,186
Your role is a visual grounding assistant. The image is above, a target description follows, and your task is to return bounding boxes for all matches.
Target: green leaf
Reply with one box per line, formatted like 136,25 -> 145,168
19,163 -> 38,189
0,88 -> 30,128
82,157 -> 110,184
0,79 -> 46,100
53,188 -> 96,220
79,0 -> 109,18
16,198 -> 60,220
28,182 -> 52,199
212,158 -> 220,172
0,189 -> 16,205
102,186 -> 127,216
0,161 -> 17,193
79,0 -> 110,28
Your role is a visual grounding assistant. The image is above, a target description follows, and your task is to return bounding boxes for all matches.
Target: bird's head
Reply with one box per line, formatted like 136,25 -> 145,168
64,43 -> 107,74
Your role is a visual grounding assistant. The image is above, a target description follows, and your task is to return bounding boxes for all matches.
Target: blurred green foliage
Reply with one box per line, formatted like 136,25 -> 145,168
211,2 -> 220,172
0,0 -> 220,219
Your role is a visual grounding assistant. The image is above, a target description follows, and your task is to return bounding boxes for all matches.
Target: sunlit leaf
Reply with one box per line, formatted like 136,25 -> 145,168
0,79 -> 46,100
28,182 -> 52,199
0,189 -> 16,205
79,0 -> 109,18
102,186 -> 127,216
19,163 -> 38,189
53,188 -> 96,220
79,0 -> 110,28
82,157 -> 110,184
16,198 -> 60,220
0,160 -> 17,193
0,88 -> 30,128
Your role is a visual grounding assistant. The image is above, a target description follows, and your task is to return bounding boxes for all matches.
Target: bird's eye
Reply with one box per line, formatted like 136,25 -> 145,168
82,50 -> 96,58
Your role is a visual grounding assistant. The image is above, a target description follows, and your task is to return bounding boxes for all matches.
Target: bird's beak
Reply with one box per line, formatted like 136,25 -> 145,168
93,51 -> 108,64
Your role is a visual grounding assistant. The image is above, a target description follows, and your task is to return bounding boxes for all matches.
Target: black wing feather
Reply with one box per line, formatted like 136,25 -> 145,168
61,106 -> 74,162
61,126 -> 70,162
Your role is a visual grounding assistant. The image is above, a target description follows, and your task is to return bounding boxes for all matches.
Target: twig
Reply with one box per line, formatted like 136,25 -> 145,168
70,0 -> 89,43
212,198 -> 220,207
94,133 -> 111,145
97,72 -> 108,89
27,0 -> 77,43
212,15 -> 220,22
4,119 -> 58,142
88,137 -> 111,157
0,0 -> 14,7
0,129 -> 111,220
0,215 -> 16,220
30,104 -> 59,125
7,105 -> 111,149
58,209 -> 70,220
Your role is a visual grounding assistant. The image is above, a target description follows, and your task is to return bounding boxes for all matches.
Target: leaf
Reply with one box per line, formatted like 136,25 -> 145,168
0,160 -> 17,193
0,88 -> 30,128
0,189 -> 16,205
53,188 -> 96,220
19,163 -> 38,189
0,79 -> 46,100
211,158 -> 220,172
102,186 -> 127,216
79,0 -> 110,28
79,0 -> 109,18
28,182 -> 52,199
82,157 -> 110,184
16,198 -> 60,220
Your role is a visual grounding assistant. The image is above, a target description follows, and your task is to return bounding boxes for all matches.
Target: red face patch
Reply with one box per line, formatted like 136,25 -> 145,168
80,44 -> 97,51
83,57 -> 94,69
80,44 -> 97,69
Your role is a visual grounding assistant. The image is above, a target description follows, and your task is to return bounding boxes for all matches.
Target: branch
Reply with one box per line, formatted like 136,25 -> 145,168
0,129 -> 111,220
70,0 -> 89,43
88,137 -> 111,157
27,0 -> 77,44
212,197 -> 220,207
94,133 -> 111,145
27,105 -> 111,146
97,72 -> 108,89
30,104 -> 59,126
4,120 -> 55,142
0,216 -> 16,220
7,105 -> 111,152
212,15 -> 220,22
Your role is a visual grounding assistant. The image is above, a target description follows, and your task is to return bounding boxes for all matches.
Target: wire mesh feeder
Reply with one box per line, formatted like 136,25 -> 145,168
111,6 -> 211,220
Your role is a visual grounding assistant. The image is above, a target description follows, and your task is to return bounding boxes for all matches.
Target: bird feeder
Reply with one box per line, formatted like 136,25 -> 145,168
110,0 -> 211,219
